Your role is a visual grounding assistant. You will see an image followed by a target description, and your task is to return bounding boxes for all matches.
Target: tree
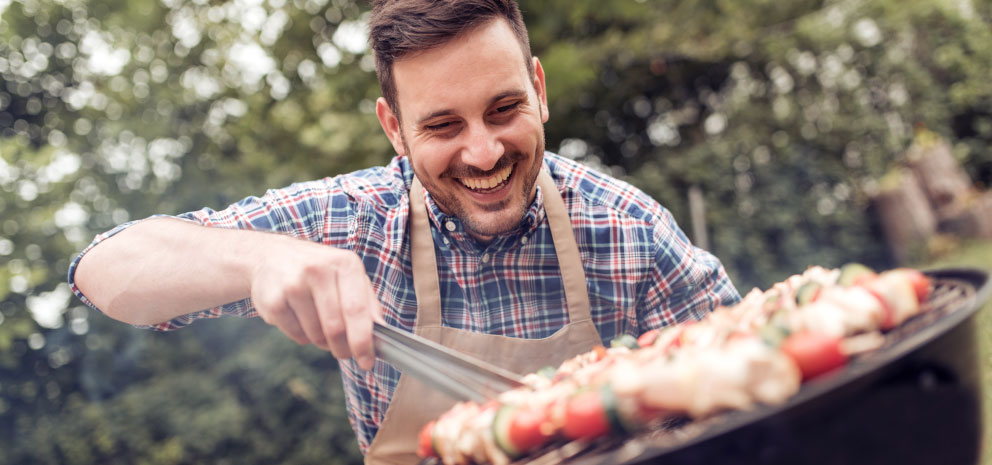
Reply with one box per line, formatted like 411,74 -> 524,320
528,0 -> 992,287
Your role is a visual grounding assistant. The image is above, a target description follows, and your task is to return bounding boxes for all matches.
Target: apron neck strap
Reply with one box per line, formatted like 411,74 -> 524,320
409,177 -> 444,329
535,170 -> 593,323
409,170 -> 593,330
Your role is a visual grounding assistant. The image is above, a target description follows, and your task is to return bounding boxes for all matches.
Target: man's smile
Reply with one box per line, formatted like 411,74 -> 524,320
456,164 -> 514,193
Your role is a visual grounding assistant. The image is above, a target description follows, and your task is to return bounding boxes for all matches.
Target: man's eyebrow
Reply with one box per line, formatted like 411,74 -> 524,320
414,89 -> 529,126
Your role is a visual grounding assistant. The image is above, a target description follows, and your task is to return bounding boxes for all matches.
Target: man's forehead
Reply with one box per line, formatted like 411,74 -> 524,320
390,18 -> 532,120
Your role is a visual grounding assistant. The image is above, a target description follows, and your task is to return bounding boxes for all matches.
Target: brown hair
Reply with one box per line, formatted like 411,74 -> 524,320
369,0 -> 533,122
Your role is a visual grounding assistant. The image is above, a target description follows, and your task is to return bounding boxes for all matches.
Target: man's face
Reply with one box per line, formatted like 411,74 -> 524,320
376,18 -> 549,242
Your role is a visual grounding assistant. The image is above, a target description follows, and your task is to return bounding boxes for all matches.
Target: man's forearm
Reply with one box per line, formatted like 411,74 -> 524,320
75,215 -> 382,369
73,217 -> 267,325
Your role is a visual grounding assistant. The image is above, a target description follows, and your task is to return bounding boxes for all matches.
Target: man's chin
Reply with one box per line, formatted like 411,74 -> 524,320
461,208 -> 524,238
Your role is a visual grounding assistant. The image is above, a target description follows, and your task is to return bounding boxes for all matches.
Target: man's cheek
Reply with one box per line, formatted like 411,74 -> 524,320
421,153 -> 452,180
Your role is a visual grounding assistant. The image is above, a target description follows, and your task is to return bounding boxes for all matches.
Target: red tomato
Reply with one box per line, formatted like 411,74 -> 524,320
780,332 -> 848,381
636,329 -> 660,347
896,268 -> 931,302
562,390 -> 611,440
508,406 -> 552,453
417,421 -> 437,458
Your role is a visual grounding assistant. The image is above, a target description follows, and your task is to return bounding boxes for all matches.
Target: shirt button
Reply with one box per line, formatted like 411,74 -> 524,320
520,237 -> 528,245
481,253 -> 490,263
442,237 -> 450,245
445,221 -> 456,232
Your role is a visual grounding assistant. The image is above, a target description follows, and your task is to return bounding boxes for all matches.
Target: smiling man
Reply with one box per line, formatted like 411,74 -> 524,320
375,15 -> 548,243
69,1 -> 740,463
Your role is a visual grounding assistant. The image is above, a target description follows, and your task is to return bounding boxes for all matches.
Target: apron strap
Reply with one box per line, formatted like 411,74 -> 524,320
535,170 -> 593,323
409,178 -> 444,330
409,169 -> 593,329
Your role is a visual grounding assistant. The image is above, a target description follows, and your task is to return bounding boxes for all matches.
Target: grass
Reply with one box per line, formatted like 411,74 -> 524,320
918,239 -> 992,464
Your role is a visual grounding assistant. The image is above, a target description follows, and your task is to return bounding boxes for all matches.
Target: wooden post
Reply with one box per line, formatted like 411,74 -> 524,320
688,184 -> 709,250
871,168 -> 937,263
906,138 -> 972,213
937,192 -> 992,238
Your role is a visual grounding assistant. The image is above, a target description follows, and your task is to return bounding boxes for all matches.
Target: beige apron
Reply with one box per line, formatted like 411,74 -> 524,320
364,170 -> 602,464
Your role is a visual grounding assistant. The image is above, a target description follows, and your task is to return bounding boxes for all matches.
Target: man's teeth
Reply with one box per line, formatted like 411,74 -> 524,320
459,165 -> 513,191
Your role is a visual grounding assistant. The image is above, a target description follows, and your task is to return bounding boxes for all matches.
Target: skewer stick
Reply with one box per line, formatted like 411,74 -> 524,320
840,331 -> 885,356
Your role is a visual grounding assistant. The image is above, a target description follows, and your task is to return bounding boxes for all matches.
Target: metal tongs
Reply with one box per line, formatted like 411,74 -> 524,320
372,322 -> 526,403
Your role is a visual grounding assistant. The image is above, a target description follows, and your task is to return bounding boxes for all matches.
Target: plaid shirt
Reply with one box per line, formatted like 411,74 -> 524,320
69,152 -> 739,451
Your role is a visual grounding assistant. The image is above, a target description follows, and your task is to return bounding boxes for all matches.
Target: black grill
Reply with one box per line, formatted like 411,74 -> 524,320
514,268 -> 990,465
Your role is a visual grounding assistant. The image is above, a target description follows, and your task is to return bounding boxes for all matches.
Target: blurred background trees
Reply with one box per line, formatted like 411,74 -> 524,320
1,0 -> 990,463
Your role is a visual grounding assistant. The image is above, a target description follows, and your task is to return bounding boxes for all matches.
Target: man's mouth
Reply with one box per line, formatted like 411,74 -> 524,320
456,164 -> 513,193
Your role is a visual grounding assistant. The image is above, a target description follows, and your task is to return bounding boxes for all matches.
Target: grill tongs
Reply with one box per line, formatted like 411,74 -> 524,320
372,322 -> 526,403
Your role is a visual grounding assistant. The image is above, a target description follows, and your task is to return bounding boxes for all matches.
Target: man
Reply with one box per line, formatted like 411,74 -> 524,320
70,0 -> 739,462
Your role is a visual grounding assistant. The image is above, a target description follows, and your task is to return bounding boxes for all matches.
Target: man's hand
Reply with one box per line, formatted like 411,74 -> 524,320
74,218 -> 383,370
250,236 -> 383,370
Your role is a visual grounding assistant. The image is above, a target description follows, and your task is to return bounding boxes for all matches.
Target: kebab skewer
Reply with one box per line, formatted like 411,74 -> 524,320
417,265 -> 932,465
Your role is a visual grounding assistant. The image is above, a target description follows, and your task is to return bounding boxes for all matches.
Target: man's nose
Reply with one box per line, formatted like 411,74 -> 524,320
461,122 -> 504,171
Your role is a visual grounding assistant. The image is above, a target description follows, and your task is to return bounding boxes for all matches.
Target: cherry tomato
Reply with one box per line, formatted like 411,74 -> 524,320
895,268 -> 931,302
636,329 -> 660,347
508,406 -> 552,453
417,420 -> 437,458
562,390 -> 611,440
780,331 -> 848,381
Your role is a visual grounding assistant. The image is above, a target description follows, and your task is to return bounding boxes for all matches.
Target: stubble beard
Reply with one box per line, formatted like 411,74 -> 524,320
407,138 -> 545,239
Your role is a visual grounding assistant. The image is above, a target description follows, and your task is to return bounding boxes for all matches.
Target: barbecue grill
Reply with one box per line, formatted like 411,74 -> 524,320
476,268 -> 991,465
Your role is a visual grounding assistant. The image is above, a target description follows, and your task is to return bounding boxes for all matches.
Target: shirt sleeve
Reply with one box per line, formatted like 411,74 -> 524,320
637,207 -> 741,330
67,178 -> 353,331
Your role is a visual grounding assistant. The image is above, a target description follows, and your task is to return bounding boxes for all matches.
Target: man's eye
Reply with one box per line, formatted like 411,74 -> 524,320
496,102 -> 520,113
425,122 -> 452,131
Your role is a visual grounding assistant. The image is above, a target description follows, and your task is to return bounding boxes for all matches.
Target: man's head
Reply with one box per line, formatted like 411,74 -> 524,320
369,0 -> 550,243
369,0 -> 534,120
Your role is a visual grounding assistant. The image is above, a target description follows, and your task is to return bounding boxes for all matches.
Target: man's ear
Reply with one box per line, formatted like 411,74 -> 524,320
532,56 -> 549,123
376,97 -> 406,156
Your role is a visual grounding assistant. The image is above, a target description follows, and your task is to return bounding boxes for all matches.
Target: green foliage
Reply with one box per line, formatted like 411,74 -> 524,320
2,316 -> 362,465
1,0 -> 991,463
529,0 -> 992,288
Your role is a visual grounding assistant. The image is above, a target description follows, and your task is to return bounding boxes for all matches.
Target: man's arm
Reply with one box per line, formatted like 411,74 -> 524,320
73,217 -> 381,369
634,202 -> 740,331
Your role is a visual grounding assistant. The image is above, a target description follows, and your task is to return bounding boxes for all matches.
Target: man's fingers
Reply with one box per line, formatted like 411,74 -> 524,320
335,260 -> 377,371
264,300 -> 310,346
310,269 -> 353,361
369,290 -> 386,325
285,287 -> 330,351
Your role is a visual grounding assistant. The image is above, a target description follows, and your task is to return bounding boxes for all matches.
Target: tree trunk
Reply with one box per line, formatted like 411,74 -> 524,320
906,140 -> 972,212
871,168 -> 937,263
937,191 -> 992,238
